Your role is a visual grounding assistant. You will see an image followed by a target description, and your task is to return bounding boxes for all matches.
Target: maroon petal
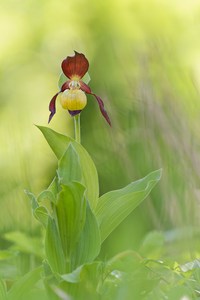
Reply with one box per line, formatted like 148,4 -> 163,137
61,51 -> 89,79
61,81 -> 70,92
91,93 -> 111,126
48,93 -> 59,123
80,81 -> 111,126
80,81 -> 92,93
48,81 -> 70,123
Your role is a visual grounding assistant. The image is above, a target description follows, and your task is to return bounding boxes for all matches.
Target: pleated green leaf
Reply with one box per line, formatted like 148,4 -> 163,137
56,182 -> 86,259
95,169 -> 162,243
45,217 -> 66,274
37,126 -> 99,210
57,144 -> 82,184
72,203 -> 101,269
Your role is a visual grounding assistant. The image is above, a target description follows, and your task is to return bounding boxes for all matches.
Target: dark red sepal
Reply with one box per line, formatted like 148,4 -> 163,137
80,81 -> 111,126
91,93 -> 111,126
48,93 -> 59,123
80,81 -> 92,93
61,81 -> 70,92
48,81 -> 70,123
61,51 -> 89,79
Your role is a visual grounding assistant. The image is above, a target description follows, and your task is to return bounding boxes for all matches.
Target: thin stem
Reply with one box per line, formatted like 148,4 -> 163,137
74,114 -> 81,143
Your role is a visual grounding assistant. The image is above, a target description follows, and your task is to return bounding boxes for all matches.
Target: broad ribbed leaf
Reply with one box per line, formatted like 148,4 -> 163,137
72,203 -> 101,270
7,266 -> 42,300
37,126 -> 99,210
56,182 -> 86,260
95,169 -> 162,243
45,217 -> 66,274
57,144 -> 82,184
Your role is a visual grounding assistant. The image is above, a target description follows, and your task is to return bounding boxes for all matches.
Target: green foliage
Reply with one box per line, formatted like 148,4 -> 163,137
37,126 -> 99,211
95,169 -> 162,243
45,217 -> 66,274
72,203 -> 101,269
0,280 -> 7,300
31,126 -> 161,299
56,182 -> 86,261
3,231 -> 43,259
57,144 -> 82,184
7,266 -> 43,300
2,1 -> 200,299
3,128 -> 200,299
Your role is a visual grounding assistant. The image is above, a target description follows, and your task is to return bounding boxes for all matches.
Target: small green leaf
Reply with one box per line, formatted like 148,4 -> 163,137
72,203 -> 101,269
37,126 -> 99,210
61,266 -> 82,283
95,169 -> 162,243
0,280 -> 7,300
34,206 -> 49,227
37,190 -> 55,218
56,182 -> 86,260
61,261 -> 102,285
47,176 -> 60,199
25,190 -> 38,211
45,217 -> 66,274
37,190 -> 55,206
57,144 -> 82,184
37,125 -> 72,158
7,266 -> 42,300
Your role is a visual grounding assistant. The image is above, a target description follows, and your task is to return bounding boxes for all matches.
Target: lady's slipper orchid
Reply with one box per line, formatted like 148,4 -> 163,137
48,51 -> 111,125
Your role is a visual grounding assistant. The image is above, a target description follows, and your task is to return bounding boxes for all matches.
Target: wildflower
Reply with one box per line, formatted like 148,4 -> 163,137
48,51 -> 111,125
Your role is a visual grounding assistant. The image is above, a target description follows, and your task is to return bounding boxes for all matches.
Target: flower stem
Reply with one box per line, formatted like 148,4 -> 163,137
74,114 -> 81,143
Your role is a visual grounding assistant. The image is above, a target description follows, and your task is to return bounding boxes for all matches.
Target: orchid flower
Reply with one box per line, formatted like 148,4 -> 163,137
48,51 -> 111,126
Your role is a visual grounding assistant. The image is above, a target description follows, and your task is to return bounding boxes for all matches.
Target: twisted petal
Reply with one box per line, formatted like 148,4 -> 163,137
48,81 -> 70,123
61,51 -> 89,79
48,93 -> 59,123
80,81 -> 111,126
61,81 -> 71,92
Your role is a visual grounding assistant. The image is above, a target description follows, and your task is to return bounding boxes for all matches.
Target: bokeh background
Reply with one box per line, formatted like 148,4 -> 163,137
1,0 -> 200,266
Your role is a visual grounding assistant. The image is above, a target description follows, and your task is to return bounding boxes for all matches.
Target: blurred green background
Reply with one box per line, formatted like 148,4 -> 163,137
1,0 -> 200,264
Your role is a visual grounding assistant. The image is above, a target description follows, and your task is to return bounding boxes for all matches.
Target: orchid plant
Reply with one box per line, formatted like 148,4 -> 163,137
49,51 -> 111,124
0,52 -> 161,300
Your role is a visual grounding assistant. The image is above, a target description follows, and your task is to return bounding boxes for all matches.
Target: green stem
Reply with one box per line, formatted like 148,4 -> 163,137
74,114 -> 81,143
